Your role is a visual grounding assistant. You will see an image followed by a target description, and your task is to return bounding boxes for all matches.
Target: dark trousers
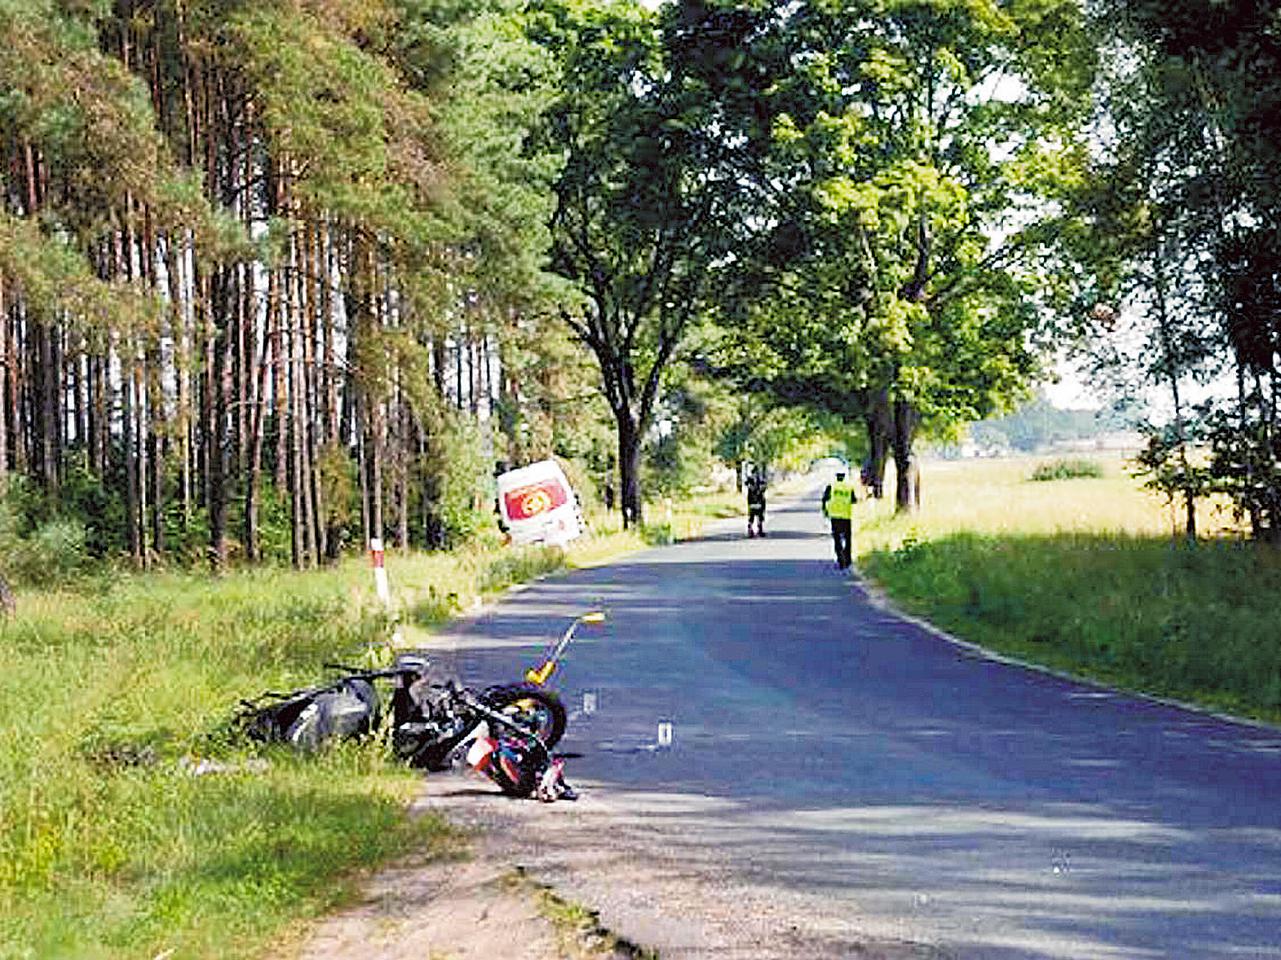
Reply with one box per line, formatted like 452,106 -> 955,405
829,517 -> 852,568
747,503 -> 765,535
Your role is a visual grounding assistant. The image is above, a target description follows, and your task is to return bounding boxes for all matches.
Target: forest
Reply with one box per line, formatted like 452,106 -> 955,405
1,0 -> 1279,580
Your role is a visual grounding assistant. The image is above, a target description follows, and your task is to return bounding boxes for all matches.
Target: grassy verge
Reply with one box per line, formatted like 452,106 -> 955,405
855,454 -> 1281,724
0,487 -> 739,960
0,569 -> 460,960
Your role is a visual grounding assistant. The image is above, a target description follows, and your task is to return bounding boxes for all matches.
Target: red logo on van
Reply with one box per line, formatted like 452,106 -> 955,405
504,480 -> 568,521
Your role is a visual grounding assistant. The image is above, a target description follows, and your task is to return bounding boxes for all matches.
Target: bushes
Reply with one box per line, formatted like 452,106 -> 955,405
418,412 -> 492,549
0,501 -> 91,585
1030,458 -> 1104,481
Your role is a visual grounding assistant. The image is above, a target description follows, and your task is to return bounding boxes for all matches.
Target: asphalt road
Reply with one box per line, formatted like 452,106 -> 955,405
419,486 -> 1281,960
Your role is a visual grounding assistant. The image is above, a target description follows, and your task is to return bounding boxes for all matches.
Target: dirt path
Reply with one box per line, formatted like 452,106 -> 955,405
294,775 -> 640,960
298,856 -> 563,960
296,770 -> 943,960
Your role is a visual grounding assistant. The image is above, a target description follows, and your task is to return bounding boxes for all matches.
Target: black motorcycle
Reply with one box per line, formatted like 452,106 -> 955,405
233,612 -> 603,798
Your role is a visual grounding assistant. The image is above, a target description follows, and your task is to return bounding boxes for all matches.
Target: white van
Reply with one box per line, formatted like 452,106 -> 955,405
495,459 -> 584,547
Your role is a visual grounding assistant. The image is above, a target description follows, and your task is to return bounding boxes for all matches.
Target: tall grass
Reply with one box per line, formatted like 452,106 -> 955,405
0,569 -> 459,960
856,455 -> 1281,722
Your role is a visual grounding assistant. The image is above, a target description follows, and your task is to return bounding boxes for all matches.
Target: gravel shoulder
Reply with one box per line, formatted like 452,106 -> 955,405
295,768 -> 944,960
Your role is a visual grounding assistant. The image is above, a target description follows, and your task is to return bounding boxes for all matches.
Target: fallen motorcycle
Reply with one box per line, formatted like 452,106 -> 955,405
233,611 -> 604,800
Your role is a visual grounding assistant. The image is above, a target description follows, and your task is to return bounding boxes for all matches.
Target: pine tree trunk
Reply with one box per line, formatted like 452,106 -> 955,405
301,221 -> 325,561
292,291 -> 315,568
396,396 -> 409,550
13,313 -> 27,474
144,215 -> 165,557
433,336 -> 446,397
21,141 -> 60,493
163,234 -> 191,530
244,294 -> 273,563
121,338 -> 140,560
49,328 -> 64,490
71,336 -> 86,461
272,170 -> 288,493
0,278 -> 7,491
370,401 -> 385,545
135,355 -> 150,569
357,403 -> 371,549
91,353 -> 107,477
205,265 -> 233,572
321,224 -> 339,442
455,331 -> 465,411
289,345 -> 304,569
36,324 -> 57,493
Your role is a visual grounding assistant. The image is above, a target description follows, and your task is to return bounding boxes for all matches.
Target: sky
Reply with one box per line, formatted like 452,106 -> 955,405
1043,362 -> 1104,410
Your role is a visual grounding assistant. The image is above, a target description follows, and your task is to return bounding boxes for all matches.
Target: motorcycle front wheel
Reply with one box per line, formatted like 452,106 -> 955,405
488,738 -> 541,797
484,685 -> 566,748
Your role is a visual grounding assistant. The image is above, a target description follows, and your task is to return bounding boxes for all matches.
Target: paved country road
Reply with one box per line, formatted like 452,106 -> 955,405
417,488 -> 1281,960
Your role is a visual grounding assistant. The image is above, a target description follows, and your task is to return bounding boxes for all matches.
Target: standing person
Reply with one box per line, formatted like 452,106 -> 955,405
745,469 -> 767,537
821,469 -> 855,569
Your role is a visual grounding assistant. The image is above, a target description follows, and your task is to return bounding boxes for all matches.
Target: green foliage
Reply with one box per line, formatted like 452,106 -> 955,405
1200,400 -> 1281,541
863,533 -> 1281,721
418,411 -> 491,548
407,585 -> 464,627
643,370 -> 732,496
715,395 -> 829,475
0,505 -> 90,586
1030,458 -> 1104,481
225,4 -> 435,232
640,521 -> 674,546
645,433 -> 704,498
0,472 -> 101,582
246,483 -> 296,566
705,0 -> 1095,469
315,442 -> 360,557
17,518 -> 90,582
1133,421 -> 1210,507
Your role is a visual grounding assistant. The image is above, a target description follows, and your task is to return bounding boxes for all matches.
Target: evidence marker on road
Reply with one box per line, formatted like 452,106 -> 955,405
657,720 -> 674,749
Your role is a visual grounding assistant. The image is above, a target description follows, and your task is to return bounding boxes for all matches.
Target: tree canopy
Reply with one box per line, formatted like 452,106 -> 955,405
3,0 -> 1280,574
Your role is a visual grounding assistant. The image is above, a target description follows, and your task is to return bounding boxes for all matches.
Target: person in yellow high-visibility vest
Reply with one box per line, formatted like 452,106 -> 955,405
821,469 -> 856,569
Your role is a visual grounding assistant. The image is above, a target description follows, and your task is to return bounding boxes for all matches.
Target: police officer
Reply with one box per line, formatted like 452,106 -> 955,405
821,469 -> 855,569
745,469 -> 767,537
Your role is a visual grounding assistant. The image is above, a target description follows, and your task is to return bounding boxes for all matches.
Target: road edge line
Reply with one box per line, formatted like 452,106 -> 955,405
849,566 -> 1281,736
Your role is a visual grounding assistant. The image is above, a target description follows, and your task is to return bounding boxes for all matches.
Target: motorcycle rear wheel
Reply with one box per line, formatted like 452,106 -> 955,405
485,686 -> 566,747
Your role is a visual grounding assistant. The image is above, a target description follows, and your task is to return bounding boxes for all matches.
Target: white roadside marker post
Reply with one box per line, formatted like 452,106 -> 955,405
369,537 -> 404,647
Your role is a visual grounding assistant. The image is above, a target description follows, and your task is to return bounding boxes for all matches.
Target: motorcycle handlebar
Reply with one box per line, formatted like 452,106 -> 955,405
321,662 -> 423,681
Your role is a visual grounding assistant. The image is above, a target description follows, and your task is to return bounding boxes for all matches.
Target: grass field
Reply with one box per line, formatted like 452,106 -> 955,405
856,452 -> 1242,547
855,453 -> 1281,724
0,493 -> 740,960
